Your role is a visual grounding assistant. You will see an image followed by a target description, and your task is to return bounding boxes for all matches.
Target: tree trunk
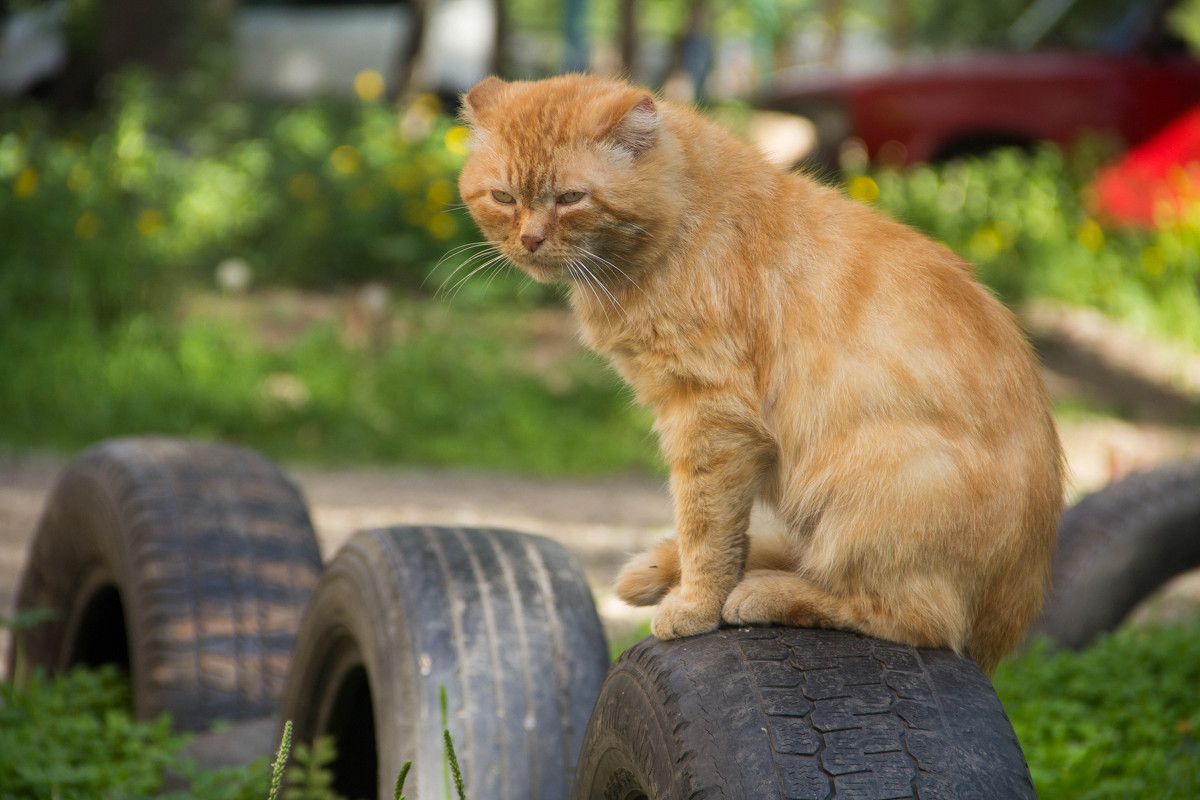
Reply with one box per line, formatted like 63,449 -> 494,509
563,0 -> 588,72
392,0 -> 428,95
619,0 -> 638,78
664,0 -> 712,101
492,0 -> 510,77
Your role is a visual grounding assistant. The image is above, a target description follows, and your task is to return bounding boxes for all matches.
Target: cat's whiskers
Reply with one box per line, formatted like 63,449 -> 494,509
575,245 -> 647,299
570,257 -> 631,322
428,241 -> 499,289
433,252 -> 502,301
565,261 -> 612,323
440,250 -> 512,304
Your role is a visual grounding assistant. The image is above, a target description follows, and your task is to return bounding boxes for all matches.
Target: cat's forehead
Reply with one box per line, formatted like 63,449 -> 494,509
479,137 -> 603,198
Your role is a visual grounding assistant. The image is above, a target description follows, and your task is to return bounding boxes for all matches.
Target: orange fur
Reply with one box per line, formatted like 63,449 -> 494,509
457,74 -> 1065,672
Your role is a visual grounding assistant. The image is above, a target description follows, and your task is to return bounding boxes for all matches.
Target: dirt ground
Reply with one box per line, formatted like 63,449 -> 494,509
2,302 -> 1200,674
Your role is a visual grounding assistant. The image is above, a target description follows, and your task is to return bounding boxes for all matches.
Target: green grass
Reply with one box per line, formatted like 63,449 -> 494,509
0,295 -> 659,476
995,624 -> 1200,799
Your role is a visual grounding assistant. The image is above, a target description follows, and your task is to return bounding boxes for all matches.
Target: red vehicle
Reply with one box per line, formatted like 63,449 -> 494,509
762,0 -> 1200,165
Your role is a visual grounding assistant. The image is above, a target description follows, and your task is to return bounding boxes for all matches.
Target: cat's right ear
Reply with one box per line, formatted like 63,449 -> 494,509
461,76 -> 507,126
604,93 -> 660,157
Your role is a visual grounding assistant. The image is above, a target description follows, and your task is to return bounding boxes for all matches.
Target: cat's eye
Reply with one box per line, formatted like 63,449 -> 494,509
491,190 -> 516,204
558,191 -> 586,205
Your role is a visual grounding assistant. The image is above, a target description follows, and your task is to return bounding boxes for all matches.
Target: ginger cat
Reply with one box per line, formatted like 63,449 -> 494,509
456,74 -> 1064,672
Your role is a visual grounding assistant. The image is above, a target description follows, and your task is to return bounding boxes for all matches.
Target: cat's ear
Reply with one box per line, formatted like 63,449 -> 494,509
603,93 -> 659,157
461,76 -> 508,126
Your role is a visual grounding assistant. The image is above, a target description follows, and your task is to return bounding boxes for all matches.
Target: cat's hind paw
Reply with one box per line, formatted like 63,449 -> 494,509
650,590 -> 721,639
722,570 -> 826,628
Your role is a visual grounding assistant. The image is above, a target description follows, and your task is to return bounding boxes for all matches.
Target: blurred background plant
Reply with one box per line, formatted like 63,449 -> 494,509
848,143 -> 1200,349
1,0 -> 1197,472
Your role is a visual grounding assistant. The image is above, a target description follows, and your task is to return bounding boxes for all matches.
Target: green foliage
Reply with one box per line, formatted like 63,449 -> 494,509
0,665 -> 264,800
0,299 -> 657,474
269,721 -> 293,800
283,737 -> 342,800
439,685 -> 468,800
994,622 -> 1200,799
392,761 -> 412,800
1171,0 -> 1200,53
0,70 -> 475,329
0,606 -> 61,688
851,144 -> 1200,349
3,67 -> 1198,473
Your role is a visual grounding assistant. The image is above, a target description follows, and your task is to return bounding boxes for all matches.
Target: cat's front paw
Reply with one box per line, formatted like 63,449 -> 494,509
651,590 -> 721,639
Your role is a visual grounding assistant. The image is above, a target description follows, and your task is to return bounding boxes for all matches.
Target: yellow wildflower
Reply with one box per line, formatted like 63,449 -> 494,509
353,69 -> 386,103
427,214 -> 457,240
848,175 -> 879,204
136,208 -> 166,237
1076,218 -> 1104,252
330,145 -> 361,175
1140,245 -> 1165,277
75,211 -> 100,240
445,126 -> 471,156
288,172 -> 319,201
67,163 -> 92,194
13,167 -> 38,198
426,179 -> 455,207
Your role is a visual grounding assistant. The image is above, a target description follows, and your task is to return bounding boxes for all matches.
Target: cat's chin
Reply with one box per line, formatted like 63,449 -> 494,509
514,259 -> 567,284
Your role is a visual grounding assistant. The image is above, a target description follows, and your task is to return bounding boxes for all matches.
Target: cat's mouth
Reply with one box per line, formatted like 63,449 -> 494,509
511,252 -> 567,283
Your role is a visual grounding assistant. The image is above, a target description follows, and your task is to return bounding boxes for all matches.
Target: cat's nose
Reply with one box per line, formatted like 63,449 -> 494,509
521,233 -> 545,252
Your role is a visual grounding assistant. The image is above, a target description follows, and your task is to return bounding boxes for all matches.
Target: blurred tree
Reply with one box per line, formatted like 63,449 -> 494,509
43,0 -> 237,106
391,0 -> 427,91
99,0 -> 232,74
493,0 -> 511,76
663,0 -> 712,99
564,0 -> 588,70
908,0 -> 1028,48
619,0 -> 637,75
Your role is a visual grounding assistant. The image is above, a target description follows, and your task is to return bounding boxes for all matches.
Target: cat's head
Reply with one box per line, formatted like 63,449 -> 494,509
457,74 -> 676,285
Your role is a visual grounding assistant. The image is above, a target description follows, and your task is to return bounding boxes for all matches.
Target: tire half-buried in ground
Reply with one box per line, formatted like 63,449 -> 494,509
1030,460 -> 1200,650
279,525 -> 610,800
573,627 -> 1035,800
9,436 -> 323,731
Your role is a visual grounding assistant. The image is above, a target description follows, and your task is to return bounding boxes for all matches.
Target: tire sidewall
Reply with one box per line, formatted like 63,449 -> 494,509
572,667 -> 677,800
282,540 -> 422,800
17,462 -> 141,682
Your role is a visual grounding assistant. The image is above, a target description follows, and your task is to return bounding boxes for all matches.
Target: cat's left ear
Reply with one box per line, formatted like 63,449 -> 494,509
603,93 -> 659,157
461,76 -> 508,126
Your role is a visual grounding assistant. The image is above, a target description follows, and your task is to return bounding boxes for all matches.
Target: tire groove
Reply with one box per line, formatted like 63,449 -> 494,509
485,529 -> 542,800
520,534 -> 575,789
420,525 -> 478,796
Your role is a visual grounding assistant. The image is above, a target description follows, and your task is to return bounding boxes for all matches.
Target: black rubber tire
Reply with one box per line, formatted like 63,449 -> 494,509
279,525 -> 610,800
573,627 -> 1035,800
1030,460 -> 1200,650
10,436 -> 323,731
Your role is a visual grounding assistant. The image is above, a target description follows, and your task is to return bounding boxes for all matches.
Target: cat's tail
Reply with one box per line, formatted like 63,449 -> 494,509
614,535 -> 794,606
